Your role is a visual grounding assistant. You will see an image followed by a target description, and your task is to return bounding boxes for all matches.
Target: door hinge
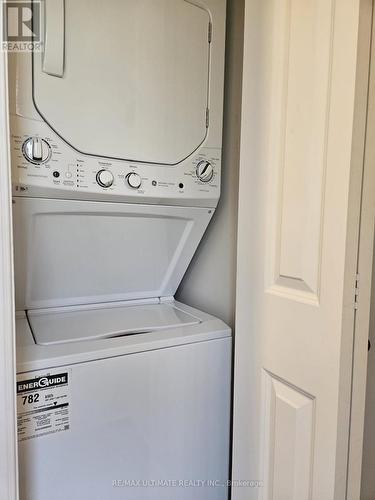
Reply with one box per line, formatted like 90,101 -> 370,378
354,273 -> 360,310
206,108 -> 210,128
208,22 -> 212,43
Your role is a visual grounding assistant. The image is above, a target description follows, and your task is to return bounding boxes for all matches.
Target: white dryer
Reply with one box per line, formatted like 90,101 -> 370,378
10,1 -> 230,499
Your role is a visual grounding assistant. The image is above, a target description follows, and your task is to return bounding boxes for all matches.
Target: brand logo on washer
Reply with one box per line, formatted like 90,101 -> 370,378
2,1 -> 41,52
17,373 -> 68,394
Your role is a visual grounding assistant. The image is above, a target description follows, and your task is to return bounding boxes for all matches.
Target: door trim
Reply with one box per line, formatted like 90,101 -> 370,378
0,18 -> 19,500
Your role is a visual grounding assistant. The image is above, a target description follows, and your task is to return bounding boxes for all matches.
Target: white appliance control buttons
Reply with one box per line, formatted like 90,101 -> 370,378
96,169 -> 114,188
22,137 -> 52,164
126,172 -> 142,189
196,161 -> 214,183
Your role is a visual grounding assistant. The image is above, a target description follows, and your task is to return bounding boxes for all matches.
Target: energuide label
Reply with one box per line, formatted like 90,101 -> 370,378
17,369 -> 71,441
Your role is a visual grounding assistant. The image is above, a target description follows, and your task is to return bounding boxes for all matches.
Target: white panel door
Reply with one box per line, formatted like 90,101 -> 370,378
232,0 -> 372,499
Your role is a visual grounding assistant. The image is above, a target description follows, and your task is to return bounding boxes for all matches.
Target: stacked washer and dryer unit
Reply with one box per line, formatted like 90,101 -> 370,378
10,1 -> 230,499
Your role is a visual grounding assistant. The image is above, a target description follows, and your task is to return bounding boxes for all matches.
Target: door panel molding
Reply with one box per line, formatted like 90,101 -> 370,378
265,0 -> 335,303
261,370 -> 315,500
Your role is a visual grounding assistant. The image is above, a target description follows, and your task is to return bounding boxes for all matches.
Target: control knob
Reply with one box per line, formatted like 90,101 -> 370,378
126,172 -> 142,189
22,137 -> 51,164
196,161 -> 214,183
96,169 -> 114,188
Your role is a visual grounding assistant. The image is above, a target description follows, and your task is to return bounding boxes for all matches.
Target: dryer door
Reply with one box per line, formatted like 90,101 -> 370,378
33,0 -> 211,165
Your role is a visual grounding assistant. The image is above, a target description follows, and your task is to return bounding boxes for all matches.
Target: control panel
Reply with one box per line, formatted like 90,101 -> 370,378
11,117 -> 221,208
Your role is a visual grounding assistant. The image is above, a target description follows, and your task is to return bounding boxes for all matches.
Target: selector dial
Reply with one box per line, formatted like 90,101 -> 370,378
96,169 -> 114,188
126,172 -> 142,189
22,137 -> 51,164
196,160 -> 214,183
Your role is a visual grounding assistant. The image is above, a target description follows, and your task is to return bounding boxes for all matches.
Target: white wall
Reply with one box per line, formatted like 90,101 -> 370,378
361,246 -> 375,499
176,0 -> 244,329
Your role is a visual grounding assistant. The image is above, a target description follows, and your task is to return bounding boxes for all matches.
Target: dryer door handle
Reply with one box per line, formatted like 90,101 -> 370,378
42,0 -> 65,77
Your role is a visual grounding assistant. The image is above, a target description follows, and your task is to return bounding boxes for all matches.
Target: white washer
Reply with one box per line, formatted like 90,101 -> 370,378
13,198 -> 232,500
10,1 -> 229,498
16,302 -> 231,500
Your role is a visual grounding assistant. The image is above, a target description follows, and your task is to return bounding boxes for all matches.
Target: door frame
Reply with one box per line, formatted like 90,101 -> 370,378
347,1 -> 375,497
0,15 -> 19,500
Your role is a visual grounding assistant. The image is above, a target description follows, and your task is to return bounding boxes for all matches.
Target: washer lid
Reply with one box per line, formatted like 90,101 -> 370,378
15,303 -> 231,373
13,197 -> 214,310
27,301 -> 201,345
33,0 -> 211,165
